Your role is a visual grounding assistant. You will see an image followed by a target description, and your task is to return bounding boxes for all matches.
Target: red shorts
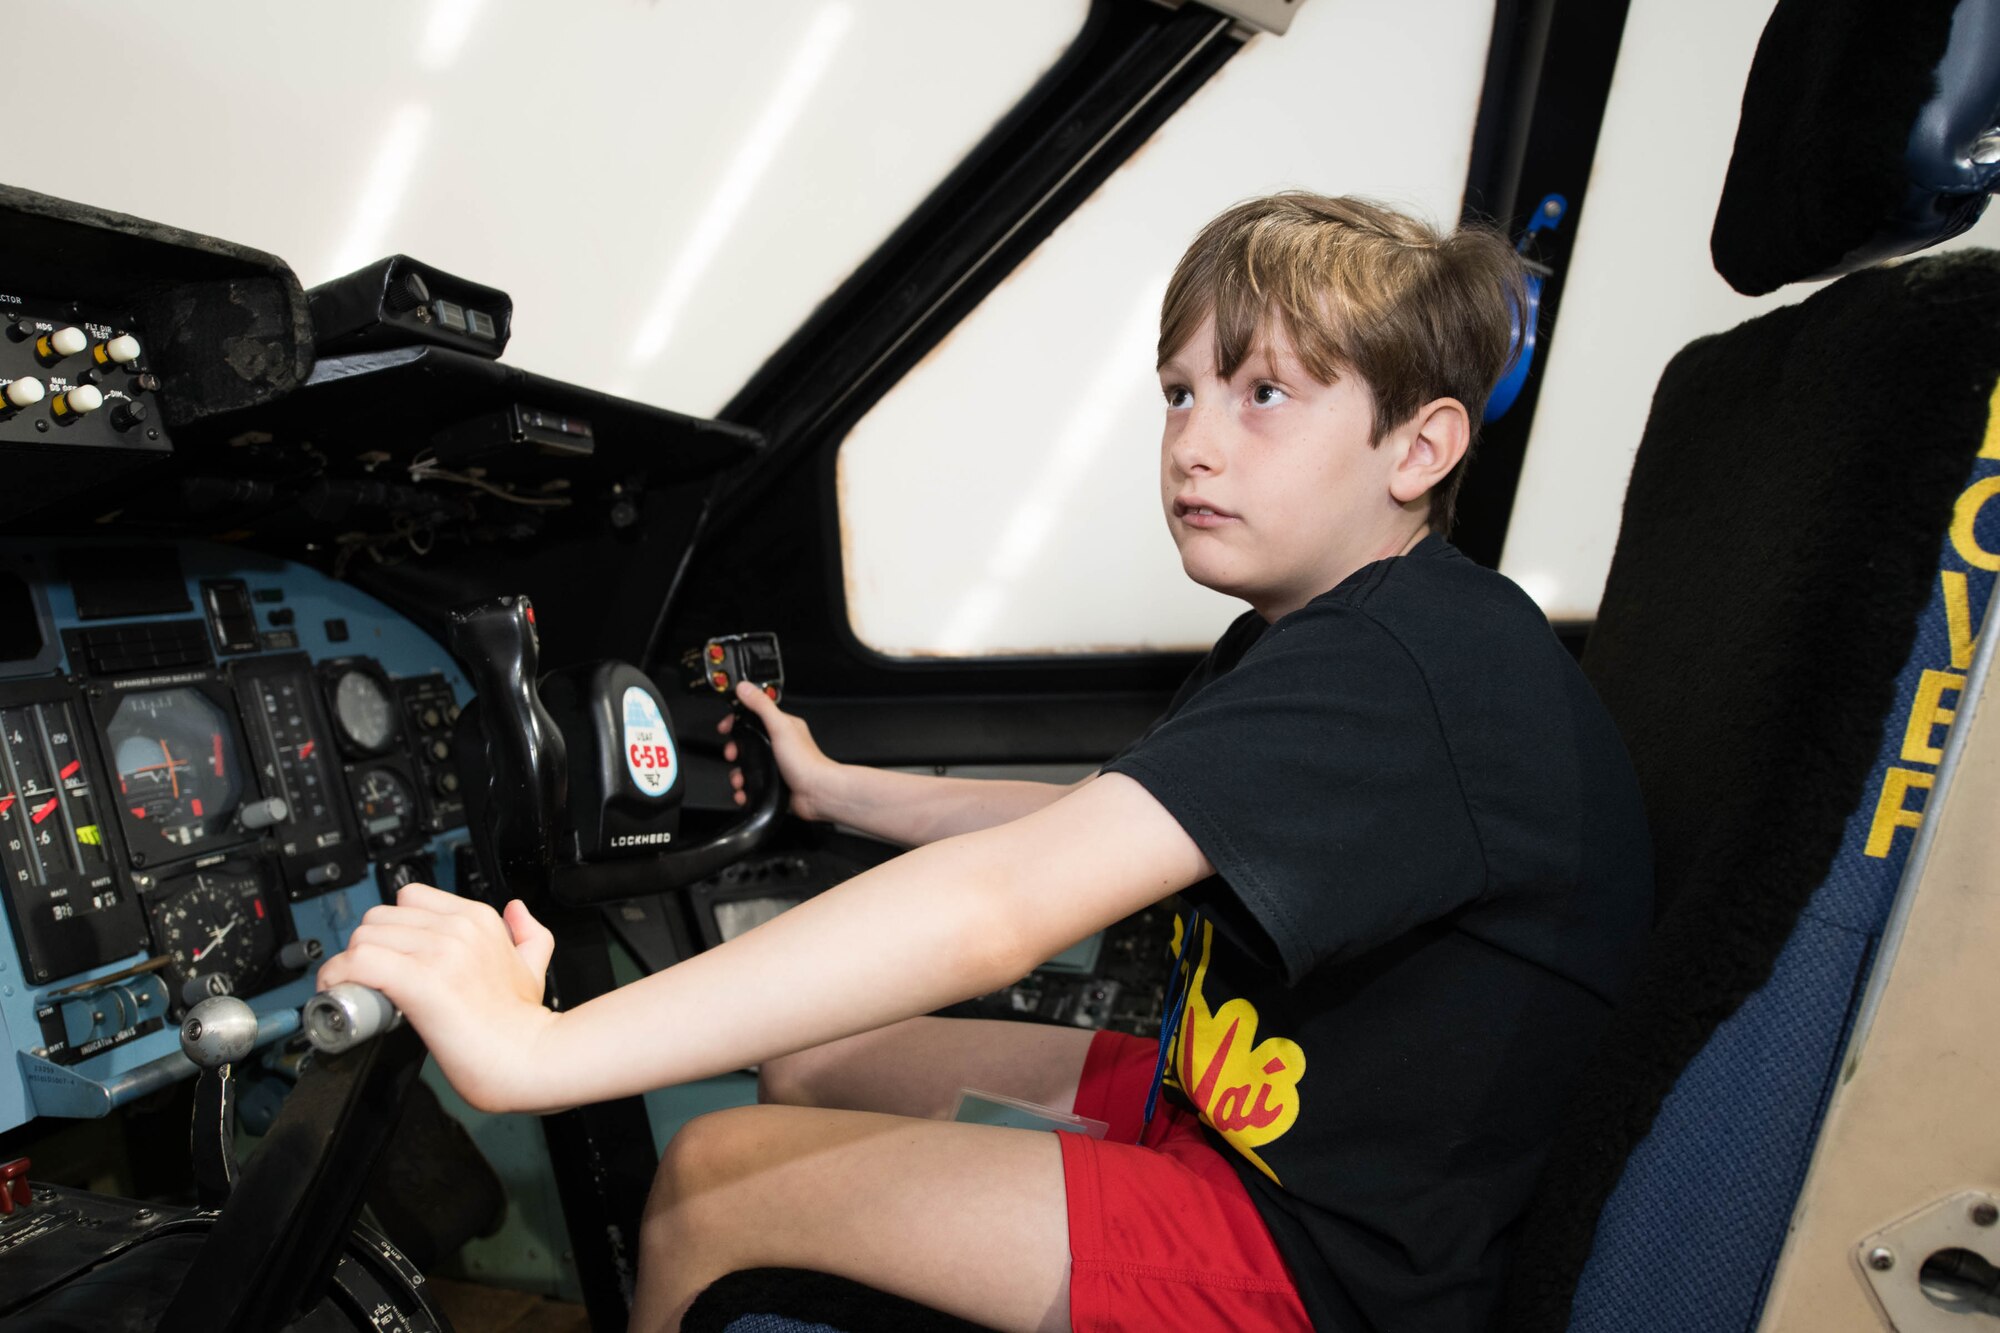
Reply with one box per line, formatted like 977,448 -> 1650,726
1059,1030 -> 1312,1333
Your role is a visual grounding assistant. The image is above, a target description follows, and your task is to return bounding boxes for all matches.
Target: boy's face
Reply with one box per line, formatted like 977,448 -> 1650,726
1158,314 -> 1426,621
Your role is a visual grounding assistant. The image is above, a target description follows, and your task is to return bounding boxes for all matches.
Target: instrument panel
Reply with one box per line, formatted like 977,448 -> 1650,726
0,541 -> 473,1131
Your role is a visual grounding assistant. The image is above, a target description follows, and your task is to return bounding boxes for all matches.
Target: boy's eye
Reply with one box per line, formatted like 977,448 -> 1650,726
1251,383 -> 1289,407
1163,385 -> 1193,409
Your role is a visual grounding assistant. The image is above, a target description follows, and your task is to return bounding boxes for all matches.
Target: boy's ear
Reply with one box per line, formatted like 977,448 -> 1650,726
1388,398 -> 1471,506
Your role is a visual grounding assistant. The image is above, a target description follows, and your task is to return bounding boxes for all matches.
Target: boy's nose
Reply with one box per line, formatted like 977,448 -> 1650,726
1169,413 -> 1222,475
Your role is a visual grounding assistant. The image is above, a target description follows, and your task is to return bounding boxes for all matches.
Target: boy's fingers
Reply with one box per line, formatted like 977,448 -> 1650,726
501,898 -> 546,941
346,921 -> 446,957
395,883 -> 466,915
723,740 -> 738,763
730,770 -> 745,791
503,899 -> 555,977
716,713 -> 736,736
733,680 -> 780,722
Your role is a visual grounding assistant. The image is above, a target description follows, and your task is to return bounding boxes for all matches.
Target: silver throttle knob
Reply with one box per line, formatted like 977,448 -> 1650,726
303,983 -> 402,1054
181,996 -> 259,1069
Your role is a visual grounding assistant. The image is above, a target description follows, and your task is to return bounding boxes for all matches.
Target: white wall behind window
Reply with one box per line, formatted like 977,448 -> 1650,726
840,0 -> 1495,658
1501,0 -> 2000,622
5,0 -> 1086,419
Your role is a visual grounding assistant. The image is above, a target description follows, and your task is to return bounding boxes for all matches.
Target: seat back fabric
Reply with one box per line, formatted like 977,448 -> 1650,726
1505,251 -> 2000,1331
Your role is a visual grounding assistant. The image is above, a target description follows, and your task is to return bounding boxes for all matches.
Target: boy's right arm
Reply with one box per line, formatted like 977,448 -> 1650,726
723,682 -> 1084,846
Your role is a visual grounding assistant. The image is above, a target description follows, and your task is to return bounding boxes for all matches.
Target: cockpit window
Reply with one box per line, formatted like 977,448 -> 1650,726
838,0 -> 1496,657
2,0 -> 1089,419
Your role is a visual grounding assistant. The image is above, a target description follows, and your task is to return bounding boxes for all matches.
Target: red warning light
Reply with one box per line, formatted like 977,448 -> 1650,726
707,644 -> 725,663
710,671 -> 729,690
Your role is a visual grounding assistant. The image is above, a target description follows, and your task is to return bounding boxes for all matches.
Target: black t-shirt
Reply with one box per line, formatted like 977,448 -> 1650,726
1103,536 -> 1653,1332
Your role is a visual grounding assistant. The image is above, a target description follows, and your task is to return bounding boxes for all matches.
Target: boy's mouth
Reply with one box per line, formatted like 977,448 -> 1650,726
1174,497 -> 1237,527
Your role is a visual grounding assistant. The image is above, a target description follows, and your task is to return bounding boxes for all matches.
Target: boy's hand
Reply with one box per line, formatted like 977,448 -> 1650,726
719,680 -> 845,822
316,884 -> 562,1114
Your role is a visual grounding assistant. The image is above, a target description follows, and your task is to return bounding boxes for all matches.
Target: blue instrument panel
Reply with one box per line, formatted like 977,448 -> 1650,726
0,540 -> 473,1133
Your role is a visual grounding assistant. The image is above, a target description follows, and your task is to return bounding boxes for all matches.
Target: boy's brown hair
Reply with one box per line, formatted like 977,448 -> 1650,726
1159,193 -> 1527,535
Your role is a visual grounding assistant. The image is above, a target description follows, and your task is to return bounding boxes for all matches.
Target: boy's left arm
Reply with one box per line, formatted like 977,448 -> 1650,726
317,772 -> 1211,1115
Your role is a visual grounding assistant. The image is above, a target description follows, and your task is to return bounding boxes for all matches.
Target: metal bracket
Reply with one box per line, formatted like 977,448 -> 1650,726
1149,0 -> 1308,38
1857,1190 -> 2000,1327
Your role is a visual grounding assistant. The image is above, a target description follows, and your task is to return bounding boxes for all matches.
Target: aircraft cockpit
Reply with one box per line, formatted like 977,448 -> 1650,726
0,1 -> 1996,1331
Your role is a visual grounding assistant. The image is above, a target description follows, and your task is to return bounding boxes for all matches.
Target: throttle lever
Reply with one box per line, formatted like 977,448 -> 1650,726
180,996 -> 259,1207
303,983 -> 403,1054
448,595 -> 567,902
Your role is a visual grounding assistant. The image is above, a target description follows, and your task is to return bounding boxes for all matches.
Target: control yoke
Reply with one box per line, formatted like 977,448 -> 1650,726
311,596 -> 788,1052
447,595 -> 566,901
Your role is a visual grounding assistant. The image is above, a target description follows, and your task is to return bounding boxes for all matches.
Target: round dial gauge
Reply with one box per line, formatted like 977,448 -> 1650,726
353,767 -> 416,848
332,670 -> 396,753
107,688 -> 245,854
152,871 -> 276,998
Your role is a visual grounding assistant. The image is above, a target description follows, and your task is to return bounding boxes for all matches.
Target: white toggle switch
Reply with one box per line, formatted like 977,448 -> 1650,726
95,333 -> 141,366
37,326 -> 86,360
51,384 -> 103,418
3,378 -> 44,408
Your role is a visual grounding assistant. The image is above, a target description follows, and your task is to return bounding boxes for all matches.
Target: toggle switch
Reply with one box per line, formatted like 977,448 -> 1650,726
34,327 -> 86,362
50,384 -> 102,419
238,797 -> 289,831
90,333 -> 141,367
2,378 -> 43,409
0,1158 -> 31,1215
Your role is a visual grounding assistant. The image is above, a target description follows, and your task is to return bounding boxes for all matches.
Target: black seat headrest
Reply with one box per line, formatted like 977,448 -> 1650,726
1712,0 -> 2000,295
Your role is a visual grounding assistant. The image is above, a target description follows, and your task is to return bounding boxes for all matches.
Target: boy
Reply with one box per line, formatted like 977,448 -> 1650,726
320,193 -> 1654,1332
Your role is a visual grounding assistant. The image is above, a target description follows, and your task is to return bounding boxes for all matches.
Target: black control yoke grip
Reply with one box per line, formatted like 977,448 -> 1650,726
655,713 -> 787,892
448,596 -> 566,900
550,713 -> 789,904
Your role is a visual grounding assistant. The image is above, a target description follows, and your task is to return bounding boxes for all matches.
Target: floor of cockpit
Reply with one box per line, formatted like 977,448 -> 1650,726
428,1276 -> 592,1332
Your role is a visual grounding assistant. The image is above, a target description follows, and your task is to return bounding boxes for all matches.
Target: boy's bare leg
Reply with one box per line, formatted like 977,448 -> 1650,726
631,1104 -> 1073,1333
758,1015 -> 1099,1118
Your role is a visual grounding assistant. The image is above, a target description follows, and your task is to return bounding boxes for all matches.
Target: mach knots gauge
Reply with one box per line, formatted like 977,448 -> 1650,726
323,660 -> 401,757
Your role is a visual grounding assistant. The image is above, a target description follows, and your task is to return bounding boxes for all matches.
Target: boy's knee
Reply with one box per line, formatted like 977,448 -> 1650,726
650,1106 -> 768,1218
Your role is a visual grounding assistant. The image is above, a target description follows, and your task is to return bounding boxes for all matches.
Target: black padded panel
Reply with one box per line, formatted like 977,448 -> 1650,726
0,184 -> 311,426
1503,251 -> 2000,1329
1711,0 -> 1967,295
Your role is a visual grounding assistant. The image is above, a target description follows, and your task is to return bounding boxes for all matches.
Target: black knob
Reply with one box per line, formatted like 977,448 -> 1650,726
277,938 -> 324,970
111,399 -> 149,432
180,974 -> 233,1007
385,271 -> 431,315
